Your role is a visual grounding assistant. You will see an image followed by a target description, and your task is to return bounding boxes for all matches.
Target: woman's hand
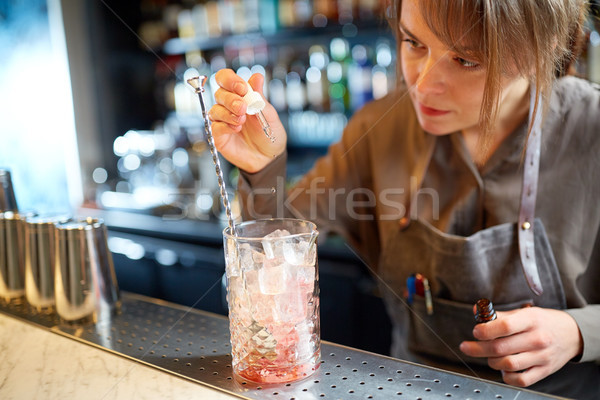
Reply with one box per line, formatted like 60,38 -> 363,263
459,307 -> 583,387
209,69 -> 287,173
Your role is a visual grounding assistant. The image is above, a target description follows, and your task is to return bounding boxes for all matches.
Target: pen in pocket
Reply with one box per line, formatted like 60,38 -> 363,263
407,273 -> 434,315
406,274 -> 416,305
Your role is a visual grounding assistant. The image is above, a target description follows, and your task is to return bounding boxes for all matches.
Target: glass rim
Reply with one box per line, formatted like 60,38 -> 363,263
223,218 -> 318,242
55,217 -> 104,231
0,210 -> 36,220
25,213 -> 72,225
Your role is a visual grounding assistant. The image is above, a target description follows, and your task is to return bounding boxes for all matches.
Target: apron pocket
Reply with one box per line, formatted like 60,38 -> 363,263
407,295 -> 533,366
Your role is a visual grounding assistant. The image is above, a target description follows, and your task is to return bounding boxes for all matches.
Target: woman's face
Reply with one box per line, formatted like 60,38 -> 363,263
399,0 -> 503,136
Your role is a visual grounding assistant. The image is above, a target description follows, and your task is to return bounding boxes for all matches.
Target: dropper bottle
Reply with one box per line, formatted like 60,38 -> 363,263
242,83 -> 276,143
475,298 -> 497,323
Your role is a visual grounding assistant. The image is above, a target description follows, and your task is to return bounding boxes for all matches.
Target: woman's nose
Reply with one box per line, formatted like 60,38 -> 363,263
415,57 -> 445,95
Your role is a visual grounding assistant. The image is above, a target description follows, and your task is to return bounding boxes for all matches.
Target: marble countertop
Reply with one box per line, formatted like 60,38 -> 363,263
0,313 -> 238,400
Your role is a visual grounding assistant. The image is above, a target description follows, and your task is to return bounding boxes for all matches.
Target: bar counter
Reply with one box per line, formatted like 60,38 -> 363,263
0,292 -> 562,400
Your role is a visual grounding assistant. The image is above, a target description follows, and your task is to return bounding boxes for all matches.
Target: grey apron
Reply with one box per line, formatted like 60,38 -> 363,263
378,90 -> 600,399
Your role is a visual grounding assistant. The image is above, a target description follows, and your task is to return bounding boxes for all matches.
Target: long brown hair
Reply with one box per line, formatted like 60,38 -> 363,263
388,0 -> 588,154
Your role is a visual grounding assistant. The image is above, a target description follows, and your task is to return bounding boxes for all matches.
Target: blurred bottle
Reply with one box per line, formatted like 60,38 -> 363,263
337,0 -> 354,24
372,40 -> 396,99
293,0 -> 313,27
243,0 -> 261,33
278,0 -> 296,28
138,20 -> 169,50
259,0 -> 279,34
286,70 -> 307,112
219,0 -> 235,35
357,0 -> 381,21
230,0 -> 251,35
163,4 -> 183,39
269,62 -> 288,112
306,45 -> 330,112
237,39 -> 256,67
177,9 -> 195,39
348,44 -> 373,111
191,4 -> 209,39
328,37 -> 351,113
313,0 -> 338,27
205,1 -> 223,37
253,37 -> 270,67
210,54 -> 228,75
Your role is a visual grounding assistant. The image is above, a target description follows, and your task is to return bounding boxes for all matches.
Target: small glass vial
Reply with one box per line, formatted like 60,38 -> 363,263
475,298 -> 497,323
243,83 -> 276,143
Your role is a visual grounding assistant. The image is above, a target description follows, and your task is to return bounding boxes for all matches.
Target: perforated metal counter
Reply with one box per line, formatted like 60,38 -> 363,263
0,293 -> 561,400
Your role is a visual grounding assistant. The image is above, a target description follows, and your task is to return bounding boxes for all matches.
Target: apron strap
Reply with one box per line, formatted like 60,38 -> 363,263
518,86 -> 544,296
398,136 -> 436,230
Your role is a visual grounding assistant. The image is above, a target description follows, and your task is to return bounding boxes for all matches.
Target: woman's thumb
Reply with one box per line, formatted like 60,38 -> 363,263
248,73 -> 265,95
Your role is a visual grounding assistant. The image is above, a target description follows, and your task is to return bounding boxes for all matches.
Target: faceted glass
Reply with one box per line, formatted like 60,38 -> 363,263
223,219 -> 320,383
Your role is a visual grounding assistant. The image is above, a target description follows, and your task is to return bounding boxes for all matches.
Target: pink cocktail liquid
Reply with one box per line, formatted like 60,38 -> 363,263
232,318 -> 321,383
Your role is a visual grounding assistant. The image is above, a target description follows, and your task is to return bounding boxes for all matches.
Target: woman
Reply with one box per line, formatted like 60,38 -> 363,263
209,0 -> 599,397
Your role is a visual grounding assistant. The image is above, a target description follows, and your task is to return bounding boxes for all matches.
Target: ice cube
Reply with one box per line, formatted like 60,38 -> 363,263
225,241 -> 240,278
281,263 -> 315,292
274,288 -> 308,324
262,229 -> 290,259
297,265 -> 316,294
283,238 -> 316,266
282,239 -> 305,265
239,243 -> 264,271
244,269 -> 260,294
264,229 -> 291,238
293,321 -> 314,361
258,265 -> 288,295
252,250 -> 265,264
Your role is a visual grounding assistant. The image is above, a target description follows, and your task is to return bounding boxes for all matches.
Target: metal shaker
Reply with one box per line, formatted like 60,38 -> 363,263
24,214 -> 70,312
54,218 -> 121,323
0,169 -> 18,212
0,211 -> 30,303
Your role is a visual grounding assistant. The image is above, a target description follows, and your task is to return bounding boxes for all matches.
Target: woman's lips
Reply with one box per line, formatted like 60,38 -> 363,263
419,103 -> 450,117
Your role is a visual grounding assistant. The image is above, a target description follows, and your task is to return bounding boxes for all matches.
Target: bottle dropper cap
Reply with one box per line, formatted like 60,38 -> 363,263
242,82 -> 275,143
243,83 -> 265,115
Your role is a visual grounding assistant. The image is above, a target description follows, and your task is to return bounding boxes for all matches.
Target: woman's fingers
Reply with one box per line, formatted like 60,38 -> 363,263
209,104 -> 246,126
211,120 -> 242,136
248,73 -> 264,95
213,88 -> 247,116
501,365 -> 554,388
472,308 -> 533,340
214,68 -> 248,96
461,308 -> 583,388
487,348 -> 550,372
461,329 -> 551,359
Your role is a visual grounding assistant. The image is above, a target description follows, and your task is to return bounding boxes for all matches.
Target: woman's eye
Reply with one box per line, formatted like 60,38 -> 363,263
402,38 -> 421,49
456,57 -> 479,68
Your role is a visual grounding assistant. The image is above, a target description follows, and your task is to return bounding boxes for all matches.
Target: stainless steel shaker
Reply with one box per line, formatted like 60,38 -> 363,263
24,214 -> 70,312
0,211 -> 27,302
0,169 -> 18,212
54,217 -> 121,323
